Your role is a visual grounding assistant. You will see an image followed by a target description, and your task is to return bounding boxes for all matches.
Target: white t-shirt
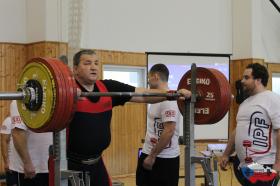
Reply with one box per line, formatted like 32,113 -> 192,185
0,116 -> 13,164
9,100 -> 52,173
235,90 -> 280,165
1,117 -> 12,135
142,100 -> 180,158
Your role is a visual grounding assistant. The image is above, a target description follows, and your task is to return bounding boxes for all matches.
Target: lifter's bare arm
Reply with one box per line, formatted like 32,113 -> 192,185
1,133 -> 10,171
220,130 -> 236,170
143,122 -> 176,170
273,129 -> 280,176
130,88 -> 191,103
12,128 -> 36,178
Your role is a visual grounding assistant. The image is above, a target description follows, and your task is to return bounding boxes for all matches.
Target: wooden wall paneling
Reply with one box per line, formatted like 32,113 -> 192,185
267,63 -> 280,91
26,42 -> 47,60
7,45 -> 14,93
0,44 -> 5,124
45,42 -> 68,58
96,50 -> 146,66
26,41 -> 68,60
3,44 -> 11,172
2,44 -> 14,120
104,104 -> 147,176
0,44 -> 5,172
20,45 -> 27,80
96,50 -> 147,176
0,43 -> 27,173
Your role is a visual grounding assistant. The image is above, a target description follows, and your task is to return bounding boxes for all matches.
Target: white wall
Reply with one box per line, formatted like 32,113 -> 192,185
26,0 -> 68,43
255,0 -> 280,63
1,0 -> 280,62
232,0 -> 252,59
0,0 -> 67,43
232,0 -> 280,62
26,0 -> 46,42
0,0 -> 27,43
81,0 -> 232,54
45,0 -> 68,42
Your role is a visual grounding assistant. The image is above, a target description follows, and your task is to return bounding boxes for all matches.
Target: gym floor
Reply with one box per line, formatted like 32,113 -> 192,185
113,167 -> 242,186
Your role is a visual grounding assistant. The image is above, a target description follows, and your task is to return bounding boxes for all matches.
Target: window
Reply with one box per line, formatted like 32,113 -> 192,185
103,65 -> 147,87
272,73 -> 280,95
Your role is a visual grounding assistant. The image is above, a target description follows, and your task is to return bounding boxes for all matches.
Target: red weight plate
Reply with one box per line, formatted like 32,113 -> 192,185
51,61 -> 74,130
36,58 -> 77,132
54,59 -> 77,130
43,58 -> 77,131
44,58 -> 69,132
177,67 -> 231,124
210,69 -> 231,123
37,61 -> 62,132
31,58 -> 67,132
194,68 -> 222,124
201,69 -> 227,124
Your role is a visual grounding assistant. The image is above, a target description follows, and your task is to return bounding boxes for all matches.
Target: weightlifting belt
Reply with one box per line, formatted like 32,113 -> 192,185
81,156 -> 101,165
68,152 -> 101,165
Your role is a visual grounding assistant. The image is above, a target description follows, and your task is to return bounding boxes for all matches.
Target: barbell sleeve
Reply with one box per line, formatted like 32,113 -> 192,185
0,92 -> 24,100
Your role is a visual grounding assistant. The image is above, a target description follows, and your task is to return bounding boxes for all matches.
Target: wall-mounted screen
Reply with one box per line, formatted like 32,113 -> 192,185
147,53 -> 230,140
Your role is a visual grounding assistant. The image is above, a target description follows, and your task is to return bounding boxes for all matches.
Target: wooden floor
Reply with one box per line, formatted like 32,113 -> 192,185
113,166 -> 242,186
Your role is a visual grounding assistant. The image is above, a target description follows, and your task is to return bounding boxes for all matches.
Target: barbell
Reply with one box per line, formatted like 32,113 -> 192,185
0,57 -> 232,132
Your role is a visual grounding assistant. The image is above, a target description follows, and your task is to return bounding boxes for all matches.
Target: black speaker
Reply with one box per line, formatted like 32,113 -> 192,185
235,80 -> 248,104
59,55 -> 68,65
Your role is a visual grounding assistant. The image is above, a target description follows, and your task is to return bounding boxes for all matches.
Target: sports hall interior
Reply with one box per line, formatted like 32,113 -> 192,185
0,0 -> 280,185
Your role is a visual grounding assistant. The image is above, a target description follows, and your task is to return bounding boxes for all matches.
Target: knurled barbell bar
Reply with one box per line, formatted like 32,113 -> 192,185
0,57 -> 232,132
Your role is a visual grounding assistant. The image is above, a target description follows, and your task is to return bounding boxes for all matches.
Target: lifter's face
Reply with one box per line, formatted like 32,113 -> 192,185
241,68 -> 258,96
74,54 -> 99,85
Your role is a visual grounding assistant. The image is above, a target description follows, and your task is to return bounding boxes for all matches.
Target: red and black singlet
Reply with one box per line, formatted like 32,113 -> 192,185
67,80 -> 135,159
